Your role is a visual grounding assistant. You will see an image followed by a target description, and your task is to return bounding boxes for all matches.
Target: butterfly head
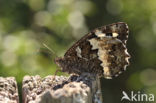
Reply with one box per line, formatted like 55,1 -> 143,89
55,57 -> 64,68
54,57 -> 70,73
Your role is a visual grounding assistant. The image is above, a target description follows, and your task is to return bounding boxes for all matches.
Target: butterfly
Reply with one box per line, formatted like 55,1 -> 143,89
55,22 -> 130,79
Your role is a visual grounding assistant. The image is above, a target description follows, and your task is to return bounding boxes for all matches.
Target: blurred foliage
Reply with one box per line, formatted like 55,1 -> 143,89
0,0 -> 156,102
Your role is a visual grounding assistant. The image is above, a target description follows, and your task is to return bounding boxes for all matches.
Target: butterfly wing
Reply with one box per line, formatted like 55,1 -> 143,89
102,22 -> 129,44
56,22 -> 130,79
88,37 -> 130,78
65,22 -> 129,57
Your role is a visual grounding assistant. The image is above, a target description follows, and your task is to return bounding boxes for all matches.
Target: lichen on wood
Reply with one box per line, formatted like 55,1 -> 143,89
0,77 -> 19,103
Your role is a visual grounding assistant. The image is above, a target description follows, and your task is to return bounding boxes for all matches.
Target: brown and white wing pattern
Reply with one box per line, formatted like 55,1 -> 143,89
55,22 -> 130,79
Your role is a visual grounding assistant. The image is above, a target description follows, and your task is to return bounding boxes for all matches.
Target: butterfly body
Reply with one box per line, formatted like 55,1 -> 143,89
55,22 -> 130,79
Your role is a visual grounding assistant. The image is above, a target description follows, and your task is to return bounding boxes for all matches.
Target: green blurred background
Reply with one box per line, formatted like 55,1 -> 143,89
0,0 -> 156,102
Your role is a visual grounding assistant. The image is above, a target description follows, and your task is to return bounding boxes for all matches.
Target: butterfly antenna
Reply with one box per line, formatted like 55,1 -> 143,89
43,43 -> 61,79
43,43 -> 58,58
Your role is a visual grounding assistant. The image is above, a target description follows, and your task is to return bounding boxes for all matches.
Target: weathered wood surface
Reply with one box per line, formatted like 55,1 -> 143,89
0,77 -> 19,103
22,73 -> 102,103
0,73 -> 103,103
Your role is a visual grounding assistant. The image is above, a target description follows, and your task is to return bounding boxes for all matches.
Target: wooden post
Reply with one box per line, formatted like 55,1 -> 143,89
22,73 -> 103,103
0,77 -> 19,103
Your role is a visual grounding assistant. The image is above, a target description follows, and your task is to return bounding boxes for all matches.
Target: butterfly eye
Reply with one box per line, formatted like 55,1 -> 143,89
106,33 -> 113,36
